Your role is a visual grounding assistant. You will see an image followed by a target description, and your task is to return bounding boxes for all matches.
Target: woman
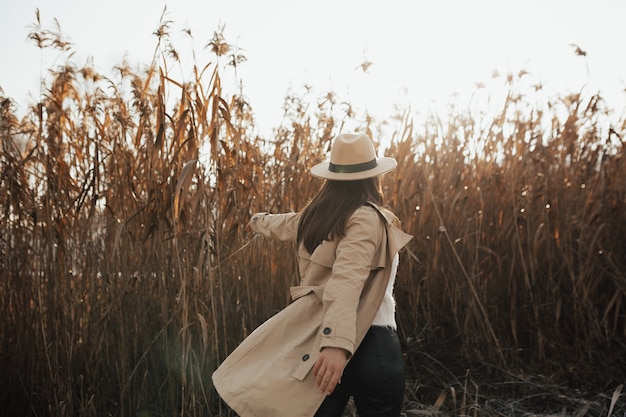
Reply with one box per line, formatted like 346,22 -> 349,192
212,132 -> 413,417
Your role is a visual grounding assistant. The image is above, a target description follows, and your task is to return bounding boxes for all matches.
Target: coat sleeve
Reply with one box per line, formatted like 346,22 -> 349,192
249,212 -> 300,242
319,206 -> 384,355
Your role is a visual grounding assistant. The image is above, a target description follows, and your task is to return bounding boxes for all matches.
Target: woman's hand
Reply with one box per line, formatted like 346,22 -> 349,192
312,347 -> 349,395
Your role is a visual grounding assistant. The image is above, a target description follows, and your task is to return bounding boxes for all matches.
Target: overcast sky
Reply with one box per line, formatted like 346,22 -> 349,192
1,0 -> 625,136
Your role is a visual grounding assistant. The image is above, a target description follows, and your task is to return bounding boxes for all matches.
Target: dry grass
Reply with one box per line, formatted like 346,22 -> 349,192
1,13 -> 625,417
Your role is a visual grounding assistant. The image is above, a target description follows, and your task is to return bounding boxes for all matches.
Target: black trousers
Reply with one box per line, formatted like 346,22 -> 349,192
314,326 -> 405,417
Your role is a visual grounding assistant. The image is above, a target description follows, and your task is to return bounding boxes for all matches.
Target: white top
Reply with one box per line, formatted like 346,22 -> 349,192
371,253 -> 399,329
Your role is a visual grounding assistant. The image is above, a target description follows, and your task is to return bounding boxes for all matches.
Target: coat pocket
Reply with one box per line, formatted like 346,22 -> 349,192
291,353 -> 317,381
290,285 -> 323,301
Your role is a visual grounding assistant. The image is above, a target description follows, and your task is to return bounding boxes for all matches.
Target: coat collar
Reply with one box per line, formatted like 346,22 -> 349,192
364,202 -> 413,268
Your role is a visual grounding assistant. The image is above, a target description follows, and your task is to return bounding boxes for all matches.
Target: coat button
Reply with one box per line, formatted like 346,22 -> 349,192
302,354 -> 310,361
323,327 -> 331,335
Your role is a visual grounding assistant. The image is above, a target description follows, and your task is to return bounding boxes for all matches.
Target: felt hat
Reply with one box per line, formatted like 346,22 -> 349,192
310,132 -> 397,180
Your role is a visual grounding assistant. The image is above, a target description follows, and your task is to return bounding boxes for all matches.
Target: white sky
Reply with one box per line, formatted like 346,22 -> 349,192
1,0 -> 625,136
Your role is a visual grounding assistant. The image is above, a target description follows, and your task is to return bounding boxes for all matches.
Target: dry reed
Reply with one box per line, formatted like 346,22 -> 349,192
1,12 -> 625,417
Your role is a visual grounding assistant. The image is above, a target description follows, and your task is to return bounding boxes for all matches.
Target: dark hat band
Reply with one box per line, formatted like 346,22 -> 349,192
328,159 -> 377,174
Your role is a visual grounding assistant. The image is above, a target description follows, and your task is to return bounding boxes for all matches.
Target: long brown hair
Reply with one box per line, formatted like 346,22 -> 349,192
297,178 -> 384,253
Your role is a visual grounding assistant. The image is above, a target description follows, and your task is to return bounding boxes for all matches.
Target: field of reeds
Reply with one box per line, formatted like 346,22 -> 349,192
1,14 -> 625,417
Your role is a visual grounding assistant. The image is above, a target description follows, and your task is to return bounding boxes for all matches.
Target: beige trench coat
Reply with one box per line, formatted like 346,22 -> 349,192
212,204 -> 413,417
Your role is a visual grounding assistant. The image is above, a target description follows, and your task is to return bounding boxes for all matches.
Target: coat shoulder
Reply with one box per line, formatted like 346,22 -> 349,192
345,205 -> 387,237
351,204 -> 386,223
360,203 -> 401,227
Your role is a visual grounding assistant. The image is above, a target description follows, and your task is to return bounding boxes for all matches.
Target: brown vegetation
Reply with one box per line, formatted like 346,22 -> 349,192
1,14 -> 625,417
